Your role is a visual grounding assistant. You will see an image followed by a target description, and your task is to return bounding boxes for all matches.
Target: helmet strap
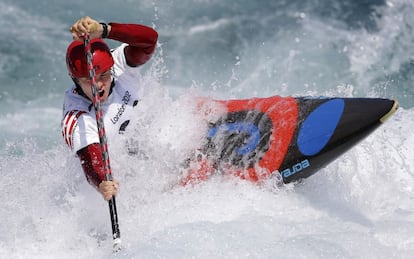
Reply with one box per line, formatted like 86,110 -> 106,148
73,79 -> 89,100
109,79 -> 115,96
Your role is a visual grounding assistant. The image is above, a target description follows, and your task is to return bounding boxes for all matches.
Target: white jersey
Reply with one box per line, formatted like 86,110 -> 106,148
62,44 -> 142,153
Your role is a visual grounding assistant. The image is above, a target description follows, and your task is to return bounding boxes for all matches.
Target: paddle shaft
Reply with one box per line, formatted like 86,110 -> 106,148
84,35 -> 121,242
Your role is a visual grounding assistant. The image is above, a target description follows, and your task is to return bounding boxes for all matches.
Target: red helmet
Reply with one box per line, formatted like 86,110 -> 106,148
66,39 -> 114,78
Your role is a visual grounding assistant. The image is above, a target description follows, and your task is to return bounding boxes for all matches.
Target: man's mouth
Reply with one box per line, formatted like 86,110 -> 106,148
99,90 -> 105,97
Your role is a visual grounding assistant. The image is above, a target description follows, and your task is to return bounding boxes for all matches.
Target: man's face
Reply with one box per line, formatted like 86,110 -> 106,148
76,69 -> 112,103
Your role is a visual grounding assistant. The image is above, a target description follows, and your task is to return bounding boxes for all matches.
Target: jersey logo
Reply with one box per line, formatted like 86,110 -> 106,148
62,110 -> 85,149
204,110 -> 272,168
110,91 -> 131,124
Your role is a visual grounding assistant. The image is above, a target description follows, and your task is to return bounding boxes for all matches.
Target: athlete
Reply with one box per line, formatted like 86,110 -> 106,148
61,16 -> 158,201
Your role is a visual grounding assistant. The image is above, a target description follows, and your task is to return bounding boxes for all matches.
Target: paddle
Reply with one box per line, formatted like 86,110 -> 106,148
84,34 -> 122,252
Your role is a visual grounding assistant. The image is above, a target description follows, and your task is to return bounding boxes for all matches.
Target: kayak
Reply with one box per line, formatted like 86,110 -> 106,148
181,96 -> 399,185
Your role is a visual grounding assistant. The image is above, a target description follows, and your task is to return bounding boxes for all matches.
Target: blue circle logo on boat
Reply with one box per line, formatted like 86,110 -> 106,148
298,99 -> 345,156
208,122 -> 260,156
203,110 -> 273,168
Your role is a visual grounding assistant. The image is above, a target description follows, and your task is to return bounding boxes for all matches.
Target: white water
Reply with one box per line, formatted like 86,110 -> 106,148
1,0 -> 413,258
1,85 -> 413,258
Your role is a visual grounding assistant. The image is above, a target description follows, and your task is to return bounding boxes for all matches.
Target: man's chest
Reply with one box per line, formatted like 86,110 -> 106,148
103,88 -> 140,136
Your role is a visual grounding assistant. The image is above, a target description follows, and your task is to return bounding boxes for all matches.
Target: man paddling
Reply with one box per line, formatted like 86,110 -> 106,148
61,16 -> 158,201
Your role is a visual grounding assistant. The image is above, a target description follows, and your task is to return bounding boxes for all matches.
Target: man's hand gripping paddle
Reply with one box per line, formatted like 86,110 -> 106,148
84,34 -> 122,252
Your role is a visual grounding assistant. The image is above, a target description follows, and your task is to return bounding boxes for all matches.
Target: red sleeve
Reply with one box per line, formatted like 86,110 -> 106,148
76,143 -> 106,188
107,22 -> 158,66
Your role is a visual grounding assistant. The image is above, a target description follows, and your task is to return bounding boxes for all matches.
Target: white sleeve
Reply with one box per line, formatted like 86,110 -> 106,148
62,111 -> 99,153
72,113 -> 100,153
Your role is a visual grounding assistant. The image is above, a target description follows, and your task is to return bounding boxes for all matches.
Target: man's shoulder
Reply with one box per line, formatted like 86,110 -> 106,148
111,44 -> 127,63
112,44 -> 142,75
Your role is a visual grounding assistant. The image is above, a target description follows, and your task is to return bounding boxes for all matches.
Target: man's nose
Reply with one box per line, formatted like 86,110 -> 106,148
97,80 -> 104,88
